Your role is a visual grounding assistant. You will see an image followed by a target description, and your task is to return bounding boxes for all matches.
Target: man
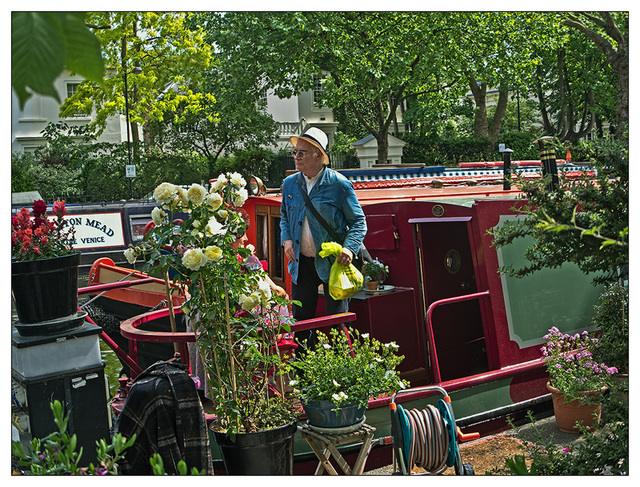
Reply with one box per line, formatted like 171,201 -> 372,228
280,127 -> 367,349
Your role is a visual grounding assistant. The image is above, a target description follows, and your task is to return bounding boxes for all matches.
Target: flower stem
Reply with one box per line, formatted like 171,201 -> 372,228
223,272 -> 237,402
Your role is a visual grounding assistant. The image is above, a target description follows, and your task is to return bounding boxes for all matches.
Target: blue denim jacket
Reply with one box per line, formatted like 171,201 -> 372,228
280,167 -> 367,284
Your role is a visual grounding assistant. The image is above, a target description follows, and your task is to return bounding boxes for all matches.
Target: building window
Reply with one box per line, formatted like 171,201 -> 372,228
66,82 -> 88,117
313,75 -> 324,106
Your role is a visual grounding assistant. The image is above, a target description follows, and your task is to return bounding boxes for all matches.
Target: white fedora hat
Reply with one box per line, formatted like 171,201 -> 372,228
290,127 -> 330,165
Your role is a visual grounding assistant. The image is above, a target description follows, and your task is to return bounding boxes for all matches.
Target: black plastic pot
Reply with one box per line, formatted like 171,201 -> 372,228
212,421 -> 297,475
11,253 -> 81,325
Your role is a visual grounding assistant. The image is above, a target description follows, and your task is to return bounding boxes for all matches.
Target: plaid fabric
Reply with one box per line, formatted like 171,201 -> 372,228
115,361 -> 213,475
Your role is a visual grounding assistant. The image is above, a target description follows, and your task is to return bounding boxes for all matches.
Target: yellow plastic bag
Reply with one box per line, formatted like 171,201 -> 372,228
319,242 -> 364,300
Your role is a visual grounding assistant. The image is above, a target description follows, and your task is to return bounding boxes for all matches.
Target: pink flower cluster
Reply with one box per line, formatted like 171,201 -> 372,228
542,326 -> 617,397
12,199 -> 74,261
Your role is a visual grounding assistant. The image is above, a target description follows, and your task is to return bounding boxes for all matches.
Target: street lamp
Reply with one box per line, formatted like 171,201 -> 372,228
123,65 -> 142,198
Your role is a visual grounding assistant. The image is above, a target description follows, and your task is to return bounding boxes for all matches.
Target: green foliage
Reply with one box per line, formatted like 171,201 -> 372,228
209,148 -> 279,189
11,12 -> 104,109
401,133 -> 496,165
291,327 -> 408,410
503,455 -> 536,475
11,400 -> 135,475
61,12 -> 212,136
149,453 -> 204,475
362,258 -> 389,281
591,284 -> 628,374
490,135 -> 628,285
137,147 -> 208,191
329,131 -> 358,156
500,399 -> 628,475
11,152 -> 37,193
497,131 -> 540,160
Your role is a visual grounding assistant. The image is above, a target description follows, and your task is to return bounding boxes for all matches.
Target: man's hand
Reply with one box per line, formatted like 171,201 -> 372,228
283,239 -> 296,263
338,247 -> 353,266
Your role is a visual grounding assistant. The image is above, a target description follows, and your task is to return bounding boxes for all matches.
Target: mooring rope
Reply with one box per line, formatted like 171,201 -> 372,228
403,404 -> 449,473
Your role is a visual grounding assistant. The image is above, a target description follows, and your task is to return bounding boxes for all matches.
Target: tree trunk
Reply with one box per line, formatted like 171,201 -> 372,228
376,134 -> 389,165
469,77 -> 489,137
488,87 -> 509,144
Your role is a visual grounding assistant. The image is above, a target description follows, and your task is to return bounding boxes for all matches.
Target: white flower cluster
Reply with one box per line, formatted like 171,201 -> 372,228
124,174 -> 251,267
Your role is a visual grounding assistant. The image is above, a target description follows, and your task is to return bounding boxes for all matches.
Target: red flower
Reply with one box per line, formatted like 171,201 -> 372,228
32,199 -> 47,217
12,199 -> 75,261
52,200 -> 67,219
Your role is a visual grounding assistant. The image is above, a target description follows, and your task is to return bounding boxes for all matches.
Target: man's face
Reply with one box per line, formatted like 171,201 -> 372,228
294,139 -> 324,178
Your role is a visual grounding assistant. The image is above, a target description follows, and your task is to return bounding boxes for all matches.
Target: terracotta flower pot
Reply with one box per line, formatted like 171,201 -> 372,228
546,381 -> 604,433
366,280 -> 379,290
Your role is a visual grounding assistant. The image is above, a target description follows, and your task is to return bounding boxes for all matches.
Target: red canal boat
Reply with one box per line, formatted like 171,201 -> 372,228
85,161 -> 602,474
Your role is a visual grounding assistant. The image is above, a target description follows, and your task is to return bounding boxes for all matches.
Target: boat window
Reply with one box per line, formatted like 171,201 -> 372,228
130,215 -> 152,242
255,205 -> 285,288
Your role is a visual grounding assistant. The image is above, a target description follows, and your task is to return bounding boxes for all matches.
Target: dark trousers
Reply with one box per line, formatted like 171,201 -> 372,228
292,255 -> 350,351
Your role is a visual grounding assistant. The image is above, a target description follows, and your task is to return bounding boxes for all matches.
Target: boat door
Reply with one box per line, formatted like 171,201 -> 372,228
411,216 -> 490,383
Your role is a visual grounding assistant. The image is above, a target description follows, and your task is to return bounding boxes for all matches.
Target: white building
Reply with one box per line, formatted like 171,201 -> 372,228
11,71 -> 130,153
351,134 -> 407,168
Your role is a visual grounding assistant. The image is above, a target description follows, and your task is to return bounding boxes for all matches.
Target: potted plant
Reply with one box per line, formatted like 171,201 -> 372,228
291,326 -> 408,431
11,199 -> 81,335
362,258 -> 389,290
126,174 -> 300,474
541,326 -> 618,433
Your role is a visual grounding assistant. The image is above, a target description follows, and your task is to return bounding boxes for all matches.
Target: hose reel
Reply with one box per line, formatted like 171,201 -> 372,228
390,386 -> 478,475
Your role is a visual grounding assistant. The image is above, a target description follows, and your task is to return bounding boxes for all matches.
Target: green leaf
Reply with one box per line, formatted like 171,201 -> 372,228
12,12 -> 66,107
60,12 -> 104,83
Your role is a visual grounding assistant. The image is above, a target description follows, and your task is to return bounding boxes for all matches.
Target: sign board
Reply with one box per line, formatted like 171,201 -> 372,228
126,165 -> 136,178
62,212 -> 126,249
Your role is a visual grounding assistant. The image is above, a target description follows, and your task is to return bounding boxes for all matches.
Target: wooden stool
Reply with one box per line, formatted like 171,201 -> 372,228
299,423 -> 376,475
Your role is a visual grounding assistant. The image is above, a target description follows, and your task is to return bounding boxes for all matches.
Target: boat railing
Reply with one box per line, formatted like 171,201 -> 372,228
114,307 -> 357,380
425,290 -> 491,384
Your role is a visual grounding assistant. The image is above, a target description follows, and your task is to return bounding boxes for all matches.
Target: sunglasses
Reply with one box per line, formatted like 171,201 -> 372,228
290,149 -> 312,158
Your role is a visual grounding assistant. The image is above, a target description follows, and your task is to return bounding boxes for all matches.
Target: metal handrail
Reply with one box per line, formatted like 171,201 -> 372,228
425,290 -> 491,384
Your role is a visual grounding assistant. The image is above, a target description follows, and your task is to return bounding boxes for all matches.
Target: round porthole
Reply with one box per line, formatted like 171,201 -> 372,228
444,249 -> 461,274
432,205 -> 445,217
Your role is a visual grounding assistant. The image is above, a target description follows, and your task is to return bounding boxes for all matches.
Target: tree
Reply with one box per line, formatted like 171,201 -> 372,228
533,26 -> 618,143
563,12 -> 628,140
144,29 -> 279,176
448,12 -> 563,148
60,12 -> 212,147
205,11 -> 467,165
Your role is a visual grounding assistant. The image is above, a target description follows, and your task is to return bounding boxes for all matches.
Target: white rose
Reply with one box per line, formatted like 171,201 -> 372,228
204,245 -> 223,262
182,248 -> 208,271
212,174 -> 227,192
239,292 -> 260,312
257,278 -> 272,303
229,172 -> 246,188
124,248 -> 137,264
204,217 -> 225,237
151,207 -> 166,226
153,182 -> 177,206
177,187 -> 189,206
233,188 -> 248,207
204,192 -> 223,211
187,184 -> 206,205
